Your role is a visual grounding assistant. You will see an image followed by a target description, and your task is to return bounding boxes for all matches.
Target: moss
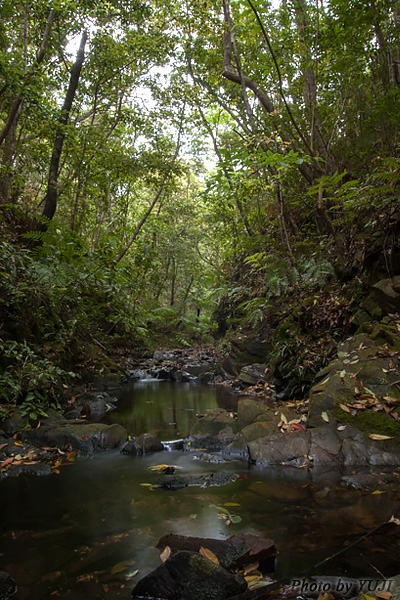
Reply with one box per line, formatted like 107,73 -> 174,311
334,406 -> 400,440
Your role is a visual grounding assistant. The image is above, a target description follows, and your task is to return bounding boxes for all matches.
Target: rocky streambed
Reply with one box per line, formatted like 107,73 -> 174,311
2,332 -> 400,599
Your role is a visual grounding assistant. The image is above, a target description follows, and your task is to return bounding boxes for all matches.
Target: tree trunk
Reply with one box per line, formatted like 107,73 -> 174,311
0,9 -> 55,147
42,31 -> 87,221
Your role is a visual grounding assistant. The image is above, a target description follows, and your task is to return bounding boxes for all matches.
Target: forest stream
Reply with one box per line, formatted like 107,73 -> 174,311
1,380 -> 400,599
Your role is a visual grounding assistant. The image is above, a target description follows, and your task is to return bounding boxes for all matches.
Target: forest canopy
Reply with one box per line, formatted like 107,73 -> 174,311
1,0 -> 400,410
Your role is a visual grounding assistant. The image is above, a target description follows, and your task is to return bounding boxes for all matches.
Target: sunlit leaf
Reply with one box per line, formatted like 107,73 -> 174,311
368,434 -> 393,440
160,546 -> 171,562
371,490 -> 386,495
321,411 -> 329,422
127,569 -> 139,578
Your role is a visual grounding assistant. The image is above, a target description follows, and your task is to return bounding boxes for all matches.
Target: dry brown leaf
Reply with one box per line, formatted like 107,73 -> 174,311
243,562 -> 260,575
160,546 -> 171,562
199,546 -> 219,565
339,403 -> 350,413
349,370 -> 360,379
376,592 -> 393,600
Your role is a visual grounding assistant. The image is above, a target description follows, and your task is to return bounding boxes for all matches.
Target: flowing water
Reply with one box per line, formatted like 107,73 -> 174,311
1,381 -> 400,599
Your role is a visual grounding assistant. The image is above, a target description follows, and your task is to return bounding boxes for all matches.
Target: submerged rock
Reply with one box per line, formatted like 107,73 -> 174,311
155,471 -> 239,490
131,550 -> 247,600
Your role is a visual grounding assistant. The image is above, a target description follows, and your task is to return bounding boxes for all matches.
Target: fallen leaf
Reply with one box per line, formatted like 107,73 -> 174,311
245,575 -> 262,584
371,490 -> 386,495
111,560 -> 135,575
315,489 -> 329,500
160,546 -> 171,562
376,592 -> 393,600
199,546 -> 219,565
368,434 -> 393,440
1,457 -> 14,468
224,502 -> 240,507
349,370 -> 360,379
243,562 -> 260,575
140,483 -> 153,487
321,411 -> 329,423
230,515 -> 242,524
127,569 -> 139,578
337,425 -> 347,431
339,403 -> 350,413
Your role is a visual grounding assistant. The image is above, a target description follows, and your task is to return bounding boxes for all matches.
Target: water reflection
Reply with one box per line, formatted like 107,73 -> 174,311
1,382 -> 400,599
104,381 -> 238,440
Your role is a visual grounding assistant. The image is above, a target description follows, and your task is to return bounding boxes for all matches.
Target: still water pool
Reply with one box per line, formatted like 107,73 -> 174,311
1,381 -> 400,599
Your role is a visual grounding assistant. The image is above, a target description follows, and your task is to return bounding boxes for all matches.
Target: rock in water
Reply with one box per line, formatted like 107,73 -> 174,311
0,571 -> 16,600
131,550 -> 246,600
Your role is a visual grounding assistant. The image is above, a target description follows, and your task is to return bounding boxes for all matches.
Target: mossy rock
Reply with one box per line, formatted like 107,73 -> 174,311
237,398 -> 269,429
241,421 -> 276,443
190,409 -> 241,437
309,333 -> 400,438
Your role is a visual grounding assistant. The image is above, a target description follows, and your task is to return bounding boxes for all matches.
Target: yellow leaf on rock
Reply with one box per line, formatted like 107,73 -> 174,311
372,490 -> 386,495
199,546 -> 219,565
368,434 -> 393,440
321,412 -> 329,423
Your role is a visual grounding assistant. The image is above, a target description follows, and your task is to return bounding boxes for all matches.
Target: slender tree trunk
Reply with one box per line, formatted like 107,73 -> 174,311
42,31 -> 87,221
0,9 -> 55,147
114,115 -> 184,265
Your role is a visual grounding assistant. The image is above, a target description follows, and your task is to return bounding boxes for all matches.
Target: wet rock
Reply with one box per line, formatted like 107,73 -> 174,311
238,364 -> 268,386
131,550 -> 247,600
228,329 -> 270,367
219,356 -> 238,377
21,420 -> 127,453
185,408 -> 241,450
0,571 -> 17,599
0,409 -> 26,436
0,463 -> 53,478
192,452 -> 228,464
136,433 -> 164,453
155,471 -> 239,490
237,398 -> 269,429
121,433 -> 164,455
248,430 -> 311,466
156,533 -> 276,571
371,276 -> 400,314
309,427 -> 343,466
63,391 -> 117,419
